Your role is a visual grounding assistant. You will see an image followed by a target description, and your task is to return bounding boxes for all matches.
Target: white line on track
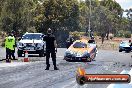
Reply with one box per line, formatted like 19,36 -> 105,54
107,69 -> 132,88
0,62 -> 30,68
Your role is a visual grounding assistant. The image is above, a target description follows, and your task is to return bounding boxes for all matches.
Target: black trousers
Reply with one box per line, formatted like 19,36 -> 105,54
11,49 -> 15,59
6,48 -> 15,60
6,48 -> 11,59
46,49 -> 56,67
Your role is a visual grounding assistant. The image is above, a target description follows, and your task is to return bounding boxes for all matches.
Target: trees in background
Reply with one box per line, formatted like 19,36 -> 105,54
126,8 -> 132,33
33,0 -> 80,33
0,0 -> 131,38
0,0 -> 36,36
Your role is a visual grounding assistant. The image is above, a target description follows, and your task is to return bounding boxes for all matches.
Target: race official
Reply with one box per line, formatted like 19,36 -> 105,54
11,34 -> 16,60
43,28 -> 59,70
5,33 -> 16,62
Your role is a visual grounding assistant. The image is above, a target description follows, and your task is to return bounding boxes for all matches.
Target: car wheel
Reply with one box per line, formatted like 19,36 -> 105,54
43,50 -> 46,57
39,50 -> 44,57
87,57 -> 92,62
93,49 -> 97,59
92,53 -> 96,61
18,50 -> 22,57
43,53 -> 46,57
125,50 -> 130,53
66,60 -> 70,62
119,49 -> 122,52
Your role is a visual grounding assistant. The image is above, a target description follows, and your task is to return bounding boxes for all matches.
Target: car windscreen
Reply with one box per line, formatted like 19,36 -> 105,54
73,42 -> 87,48
121,41 -> 129,44
22,34 -> 43,40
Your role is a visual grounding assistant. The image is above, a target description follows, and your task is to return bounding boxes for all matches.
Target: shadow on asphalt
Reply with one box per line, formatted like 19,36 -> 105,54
28,55 -> 45,57
19,54 -> 46,57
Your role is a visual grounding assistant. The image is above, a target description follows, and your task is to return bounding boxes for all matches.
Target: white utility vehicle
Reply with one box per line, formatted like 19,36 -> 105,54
17,33 -> 46,57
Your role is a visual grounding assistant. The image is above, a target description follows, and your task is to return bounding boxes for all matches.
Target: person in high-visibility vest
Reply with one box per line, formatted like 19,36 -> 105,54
5,33 -> 16,62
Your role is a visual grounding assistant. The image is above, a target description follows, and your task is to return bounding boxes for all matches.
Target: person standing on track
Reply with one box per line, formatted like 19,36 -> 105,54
10,33 -> 17,60
5,33 -> 16,62
43,28 -> 59,70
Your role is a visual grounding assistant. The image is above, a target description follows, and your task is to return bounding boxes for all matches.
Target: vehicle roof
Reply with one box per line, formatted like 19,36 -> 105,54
74,39 -> 88,44
25,33 -> 43,35
121,40 -> 129,43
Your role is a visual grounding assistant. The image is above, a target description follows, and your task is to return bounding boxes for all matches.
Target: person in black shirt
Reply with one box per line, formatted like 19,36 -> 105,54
43,28 -> 59,70
66,36 -> 74,49
101,33 -> 105,44
90,31 -> 94,39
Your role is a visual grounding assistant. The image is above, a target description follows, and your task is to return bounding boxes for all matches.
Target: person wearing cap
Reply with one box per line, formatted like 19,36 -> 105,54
43,28 -> 59,70
5,33 -> 16,62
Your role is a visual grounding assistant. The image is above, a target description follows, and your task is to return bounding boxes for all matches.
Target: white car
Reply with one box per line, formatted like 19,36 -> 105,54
119,40 -> 132,52
17,33 -> 46,57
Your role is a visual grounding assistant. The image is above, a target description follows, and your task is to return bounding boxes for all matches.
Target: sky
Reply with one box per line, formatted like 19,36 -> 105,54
115,0 -> 132,17
80,0 -> 132,10
82,0 -> 132,17
80,0 -> 132,17
115,0 -> 132,10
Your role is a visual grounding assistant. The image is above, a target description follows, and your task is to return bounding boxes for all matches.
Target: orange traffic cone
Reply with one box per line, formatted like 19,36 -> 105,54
24,51 -> 29,62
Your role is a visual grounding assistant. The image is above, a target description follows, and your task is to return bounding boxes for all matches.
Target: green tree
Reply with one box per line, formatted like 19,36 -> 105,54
0,0 -> 36,36
33,0 -> 80,33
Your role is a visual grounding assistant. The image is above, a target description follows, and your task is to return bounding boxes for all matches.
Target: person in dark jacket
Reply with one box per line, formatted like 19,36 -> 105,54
43,28 -> 59,70
101,33 -> 105,44
90,31 -> 94,39
66,36 -> 74,49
